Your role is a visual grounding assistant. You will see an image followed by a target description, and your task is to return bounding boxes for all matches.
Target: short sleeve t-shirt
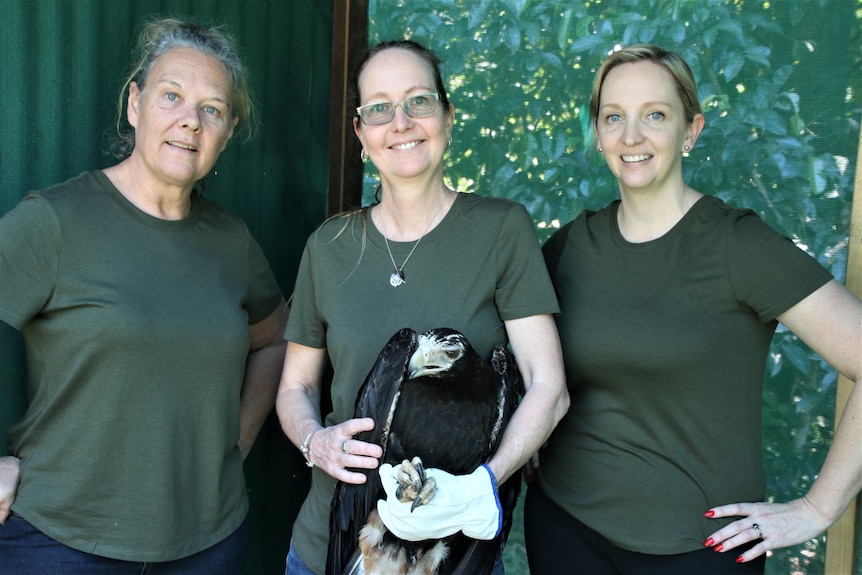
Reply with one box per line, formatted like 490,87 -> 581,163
0,171 -> 282,560
539,195 -> 832,554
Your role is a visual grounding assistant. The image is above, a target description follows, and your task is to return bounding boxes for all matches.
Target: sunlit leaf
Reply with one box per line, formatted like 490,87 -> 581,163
568,34 -> 605,54
723,55 -> 743,81
558,8 -> 573,52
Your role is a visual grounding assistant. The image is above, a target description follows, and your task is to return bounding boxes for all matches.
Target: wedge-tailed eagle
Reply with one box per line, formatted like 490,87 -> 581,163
326,327 -> 522,575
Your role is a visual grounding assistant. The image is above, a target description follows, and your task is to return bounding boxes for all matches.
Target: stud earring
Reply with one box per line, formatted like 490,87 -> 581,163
684,144 -> 690,151
598,146 -> 603,153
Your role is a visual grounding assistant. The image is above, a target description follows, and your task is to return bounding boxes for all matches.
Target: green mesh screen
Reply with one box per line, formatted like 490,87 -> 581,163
367,2 -> 860,574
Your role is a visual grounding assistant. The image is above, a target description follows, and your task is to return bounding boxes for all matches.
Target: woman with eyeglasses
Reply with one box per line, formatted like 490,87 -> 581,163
275,39 -> 569,575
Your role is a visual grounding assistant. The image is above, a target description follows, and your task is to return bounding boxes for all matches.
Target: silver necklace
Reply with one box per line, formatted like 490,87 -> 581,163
382,195 -> 447,287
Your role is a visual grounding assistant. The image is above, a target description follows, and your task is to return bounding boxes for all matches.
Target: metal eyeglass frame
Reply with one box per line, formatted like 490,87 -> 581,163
356,93 -> 441,126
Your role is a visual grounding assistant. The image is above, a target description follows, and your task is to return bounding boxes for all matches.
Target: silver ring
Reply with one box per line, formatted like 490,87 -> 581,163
752,523 -> 763,538
341,439 -> 349,454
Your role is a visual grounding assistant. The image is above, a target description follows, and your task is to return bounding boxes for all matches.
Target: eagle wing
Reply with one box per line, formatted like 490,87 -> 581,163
327,328 -> 417,575
437,343 -> 522,575
488,343 -> 521,453
328,333 -> 523,575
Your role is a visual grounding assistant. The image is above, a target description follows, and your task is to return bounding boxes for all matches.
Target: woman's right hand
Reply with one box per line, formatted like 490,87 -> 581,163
0,455 -> 20,524
307,418 -> 383,484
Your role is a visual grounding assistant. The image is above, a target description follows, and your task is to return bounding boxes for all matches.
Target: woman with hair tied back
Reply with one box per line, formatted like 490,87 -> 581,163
276,39 -> 569,575
0,17 -> 287,574
525,43 -> 862,575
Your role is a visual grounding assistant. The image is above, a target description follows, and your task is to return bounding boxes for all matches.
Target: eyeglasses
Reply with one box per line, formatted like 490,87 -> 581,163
356,93 -> 441,126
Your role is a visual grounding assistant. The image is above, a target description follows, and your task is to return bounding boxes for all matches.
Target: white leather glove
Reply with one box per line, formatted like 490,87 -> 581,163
376,463 -> 502,541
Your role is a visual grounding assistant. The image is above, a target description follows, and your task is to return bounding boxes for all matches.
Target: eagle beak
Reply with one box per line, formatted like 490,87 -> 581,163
408,353 -> 425,378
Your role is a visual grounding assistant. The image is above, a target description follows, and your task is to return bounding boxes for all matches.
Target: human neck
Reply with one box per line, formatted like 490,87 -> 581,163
375,184 -> 453,242
617,184 -> 701,243
103,158 -> 194,221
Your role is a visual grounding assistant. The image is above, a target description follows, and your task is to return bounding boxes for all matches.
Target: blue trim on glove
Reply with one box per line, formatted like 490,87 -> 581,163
480,464 -> 503,538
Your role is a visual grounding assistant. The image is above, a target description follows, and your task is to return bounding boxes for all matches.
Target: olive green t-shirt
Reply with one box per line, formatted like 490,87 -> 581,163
539,195 -> 832,554
286,192 -> 559,574
0,171 -> 282,560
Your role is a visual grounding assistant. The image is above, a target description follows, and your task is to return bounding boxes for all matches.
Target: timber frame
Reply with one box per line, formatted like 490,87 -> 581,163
824,122 -> 862,575
328,0 -> 368,214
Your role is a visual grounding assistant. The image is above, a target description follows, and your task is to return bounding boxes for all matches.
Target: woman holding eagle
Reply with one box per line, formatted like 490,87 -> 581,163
276,40 -> 568,575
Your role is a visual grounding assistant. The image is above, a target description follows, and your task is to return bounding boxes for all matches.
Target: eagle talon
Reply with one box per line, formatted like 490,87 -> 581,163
394,457 -> 436,510
411,476 -> 436,511
415,459 -> 426,483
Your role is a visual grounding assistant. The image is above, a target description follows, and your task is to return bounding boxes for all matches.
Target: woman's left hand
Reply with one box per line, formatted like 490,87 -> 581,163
0,456 -> 20,524
704,497 -> 832,563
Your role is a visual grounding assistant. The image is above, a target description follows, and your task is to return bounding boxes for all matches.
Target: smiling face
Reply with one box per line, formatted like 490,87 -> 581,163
127,46 -> 238,192
596,60 -> 703,196
353,47 -> 454,186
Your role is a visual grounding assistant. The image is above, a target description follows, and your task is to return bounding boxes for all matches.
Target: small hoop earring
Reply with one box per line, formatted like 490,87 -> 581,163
360,148 -> 369,162
447,136 -> 452,148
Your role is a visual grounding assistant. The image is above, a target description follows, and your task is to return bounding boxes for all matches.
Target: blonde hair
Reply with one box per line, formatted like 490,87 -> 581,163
590,44 -> 701,126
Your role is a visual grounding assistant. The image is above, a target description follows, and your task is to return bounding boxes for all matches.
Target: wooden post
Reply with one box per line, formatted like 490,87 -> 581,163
328,0 -> 368,215
824,120 -> 862,574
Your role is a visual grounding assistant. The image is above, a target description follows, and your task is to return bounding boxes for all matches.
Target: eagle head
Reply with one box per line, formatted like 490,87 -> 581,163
408,328 -> 470,378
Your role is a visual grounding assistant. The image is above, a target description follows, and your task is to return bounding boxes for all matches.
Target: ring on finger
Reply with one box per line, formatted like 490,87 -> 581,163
752,523 -> 763,538
341,439 -> 349,454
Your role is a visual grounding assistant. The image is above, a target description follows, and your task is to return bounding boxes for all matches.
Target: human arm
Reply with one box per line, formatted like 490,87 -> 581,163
706,279 -> 862,562
0,456 -> 20,524
485,313 -> 570,482
237,300 -> 288,459
275,341 -> 382,484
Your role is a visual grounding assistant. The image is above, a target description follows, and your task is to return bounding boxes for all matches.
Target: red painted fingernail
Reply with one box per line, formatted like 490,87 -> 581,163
713,544 -> 724,552
704,538 -> 714,547
736,556 -> 745,564
704,510 -> 715,518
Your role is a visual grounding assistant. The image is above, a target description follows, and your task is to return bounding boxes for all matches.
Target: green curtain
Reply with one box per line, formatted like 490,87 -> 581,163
0,0 -> 332,572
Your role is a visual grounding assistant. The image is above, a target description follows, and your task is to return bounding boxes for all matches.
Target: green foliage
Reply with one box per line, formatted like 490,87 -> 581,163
369,1 -> 861,573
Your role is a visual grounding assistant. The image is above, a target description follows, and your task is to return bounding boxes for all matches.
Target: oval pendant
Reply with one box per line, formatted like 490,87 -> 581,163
390,272 -> 405,287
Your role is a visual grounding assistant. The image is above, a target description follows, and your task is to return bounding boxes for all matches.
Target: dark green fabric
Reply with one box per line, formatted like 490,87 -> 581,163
0,1 -> 331,572
286,193 -> 560,574
539,196 -> 833,554
1,170 -> 282,560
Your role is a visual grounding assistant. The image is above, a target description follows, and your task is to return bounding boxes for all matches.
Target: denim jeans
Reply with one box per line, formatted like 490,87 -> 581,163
284,540 -> 505,575
0,512 -> 249,575
284,542 -> 318,575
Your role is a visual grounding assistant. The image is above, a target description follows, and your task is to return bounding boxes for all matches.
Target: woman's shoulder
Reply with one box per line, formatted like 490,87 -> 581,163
196,194 -> 251,230
455,193 -> 535,232
697,194 -> 753,218
693,195 -> 778,238
549,201 -> 617,238
28,171 -> 102,202
458,192 -> 524,215
6,172 -> 111,224
304,208 -> 367,248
